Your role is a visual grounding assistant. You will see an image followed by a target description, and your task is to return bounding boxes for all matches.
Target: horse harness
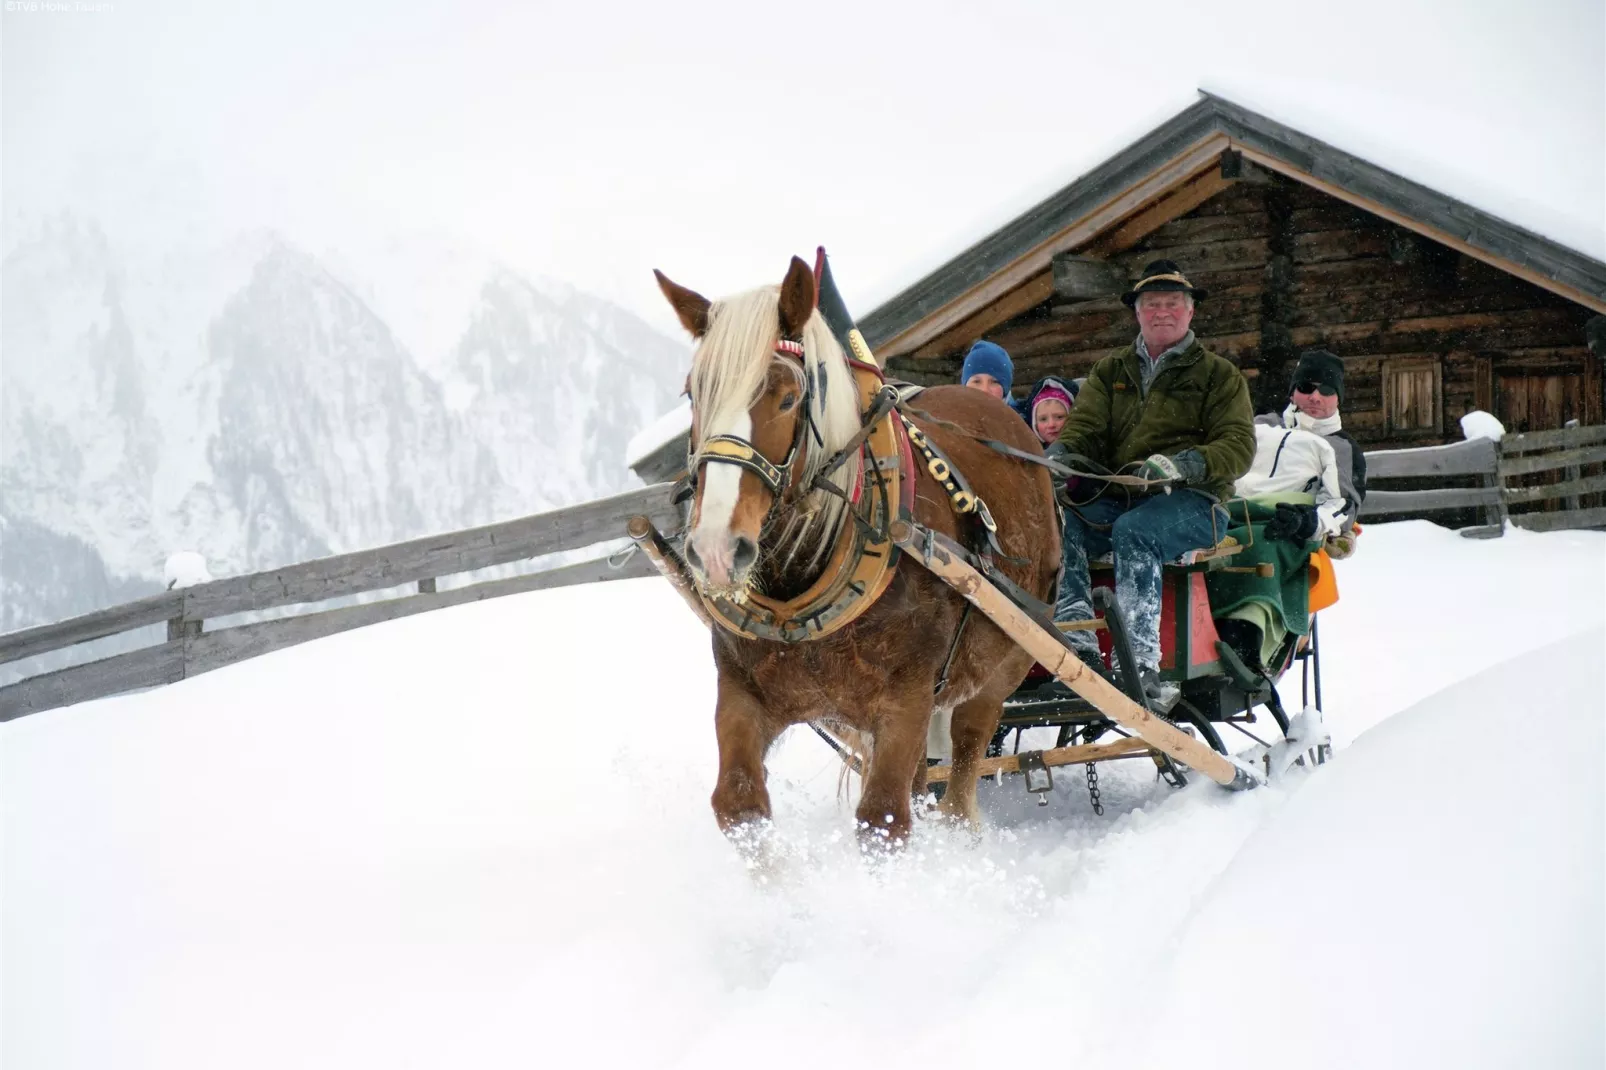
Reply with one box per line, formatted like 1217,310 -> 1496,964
684,339 -> 819,536
678,342 -> 1003,645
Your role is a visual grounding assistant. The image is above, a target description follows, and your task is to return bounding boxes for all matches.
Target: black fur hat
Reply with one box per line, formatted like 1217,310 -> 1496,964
1121,259 -> 1208,307
1291,349 -> 1345,404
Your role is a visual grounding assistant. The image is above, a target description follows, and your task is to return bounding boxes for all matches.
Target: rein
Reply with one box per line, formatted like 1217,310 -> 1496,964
978,438 -> 1172,489
891,398 -> 1175,492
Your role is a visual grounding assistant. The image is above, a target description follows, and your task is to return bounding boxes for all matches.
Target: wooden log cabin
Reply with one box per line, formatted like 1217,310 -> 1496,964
859,94 -> 1606,447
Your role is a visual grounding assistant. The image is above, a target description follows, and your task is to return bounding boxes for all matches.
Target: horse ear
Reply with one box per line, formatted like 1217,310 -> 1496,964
654,269 -> 711,338
778,255 -> 816,340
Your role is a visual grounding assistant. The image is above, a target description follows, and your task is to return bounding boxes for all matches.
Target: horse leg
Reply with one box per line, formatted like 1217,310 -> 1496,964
937,691 -> 1005,827
855,698 -> 929,850
710,677 -> 782,835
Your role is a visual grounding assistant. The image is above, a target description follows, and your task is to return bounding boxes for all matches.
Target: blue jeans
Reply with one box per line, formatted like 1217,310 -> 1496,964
1055,491 -> 1226,669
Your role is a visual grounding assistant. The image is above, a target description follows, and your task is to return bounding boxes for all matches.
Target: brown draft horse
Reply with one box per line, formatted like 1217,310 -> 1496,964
655,256 -> 1060,846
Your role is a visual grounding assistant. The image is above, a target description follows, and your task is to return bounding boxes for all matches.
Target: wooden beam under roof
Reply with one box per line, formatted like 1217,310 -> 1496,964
1082,165 -> 1238,257
1232,141 -> 1606,315
871,133 -> 1233,361
893,154 -> 1240,365
905,273 -> 1054,362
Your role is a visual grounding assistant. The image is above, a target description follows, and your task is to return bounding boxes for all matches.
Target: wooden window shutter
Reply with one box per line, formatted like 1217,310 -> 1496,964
1384,359 -> 1442,436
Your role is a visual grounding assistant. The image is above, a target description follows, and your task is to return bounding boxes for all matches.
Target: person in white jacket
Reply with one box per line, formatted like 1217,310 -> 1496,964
1252,349 -> 1367,549
1235,422 -> 1347,536
1215,351 -> 1365,674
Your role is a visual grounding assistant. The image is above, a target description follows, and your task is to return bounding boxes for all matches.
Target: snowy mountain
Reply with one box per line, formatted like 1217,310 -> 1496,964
0,216 -> 686,631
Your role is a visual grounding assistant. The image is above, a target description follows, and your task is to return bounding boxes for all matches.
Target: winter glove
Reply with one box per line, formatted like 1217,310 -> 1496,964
1133,453 -> 1184,488
1044,441 -> 1071,461
1264,503 -> 1319,543
1171,449 -> 1208,485
1324,530 -> 1358,559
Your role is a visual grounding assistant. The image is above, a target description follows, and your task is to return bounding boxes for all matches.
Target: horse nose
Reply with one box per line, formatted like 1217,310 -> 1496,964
684,539 -> 704,575
731,536 -> 758,576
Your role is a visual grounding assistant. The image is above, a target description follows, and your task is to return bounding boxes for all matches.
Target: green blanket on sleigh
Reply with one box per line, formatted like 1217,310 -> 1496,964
1205,499 -> 1320,666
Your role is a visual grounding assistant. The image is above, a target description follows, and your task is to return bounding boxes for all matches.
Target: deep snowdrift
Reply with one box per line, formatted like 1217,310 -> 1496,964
3,521 -> 1603,1069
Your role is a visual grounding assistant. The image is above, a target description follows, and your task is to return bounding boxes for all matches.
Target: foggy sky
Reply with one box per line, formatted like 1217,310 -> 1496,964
3,0 -> 1602,329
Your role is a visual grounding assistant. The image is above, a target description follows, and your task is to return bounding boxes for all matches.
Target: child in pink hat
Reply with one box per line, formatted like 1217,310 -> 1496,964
1026,379 -> 1076,446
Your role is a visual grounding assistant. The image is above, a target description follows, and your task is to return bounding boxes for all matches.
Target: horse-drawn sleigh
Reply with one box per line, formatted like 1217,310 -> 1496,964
629,251 -> 1331,848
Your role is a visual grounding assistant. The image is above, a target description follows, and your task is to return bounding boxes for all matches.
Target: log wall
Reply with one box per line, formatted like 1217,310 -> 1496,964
889,176 -> 1602,449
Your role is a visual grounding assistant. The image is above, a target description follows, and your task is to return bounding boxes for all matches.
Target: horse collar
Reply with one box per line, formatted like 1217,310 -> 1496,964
695,357 -> 913,644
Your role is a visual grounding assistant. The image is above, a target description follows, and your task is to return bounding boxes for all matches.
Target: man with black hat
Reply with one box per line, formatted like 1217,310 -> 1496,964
1253,348 -> 1367,545
1047,259 -> 1255,710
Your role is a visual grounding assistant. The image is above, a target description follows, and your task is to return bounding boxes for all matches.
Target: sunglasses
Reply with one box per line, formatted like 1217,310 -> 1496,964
1293,380 -> 1338,397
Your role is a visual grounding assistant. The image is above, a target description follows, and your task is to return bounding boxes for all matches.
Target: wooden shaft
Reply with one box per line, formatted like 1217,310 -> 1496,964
1218,563 -> 1277,577
924,736 -> 1152,784
890,521 -> 1247,787
627,517 -> 714,628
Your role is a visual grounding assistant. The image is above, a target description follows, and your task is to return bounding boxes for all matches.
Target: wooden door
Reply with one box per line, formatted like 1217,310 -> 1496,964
1494,365 -> 1596,515
1493,366 -> 1593,433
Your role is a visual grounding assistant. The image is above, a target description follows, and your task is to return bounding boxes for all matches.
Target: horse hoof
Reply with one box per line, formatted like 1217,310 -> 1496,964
721,816 -> 786,880
855,819 -> 910,857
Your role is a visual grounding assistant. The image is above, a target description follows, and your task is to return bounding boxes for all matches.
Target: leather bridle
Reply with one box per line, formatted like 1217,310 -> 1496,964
684,338 -> 817,528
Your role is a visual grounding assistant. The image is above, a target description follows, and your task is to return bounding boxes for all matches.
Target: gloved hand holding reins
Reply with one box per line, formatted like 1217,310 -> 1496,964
1131,449 -> 1207,493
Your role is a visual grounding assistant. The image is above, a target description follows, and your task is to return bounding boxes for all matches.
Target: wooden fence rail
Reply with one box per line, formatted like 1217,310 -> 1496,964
1360,422 -> 1606,536
5,423 -> 1603,723
0,484 -> 680,722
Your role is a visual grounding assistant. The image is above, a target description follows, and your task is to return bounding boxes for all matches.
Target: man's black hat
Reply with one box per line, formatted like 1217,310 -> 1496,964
1291,349 -> 1345,404
1121,259 -> 1208,307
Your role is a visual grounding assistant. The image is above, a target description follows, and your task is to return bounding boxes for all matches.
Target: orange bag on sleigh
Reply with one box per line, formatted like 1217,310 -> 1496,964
1308,547 -> 1339,613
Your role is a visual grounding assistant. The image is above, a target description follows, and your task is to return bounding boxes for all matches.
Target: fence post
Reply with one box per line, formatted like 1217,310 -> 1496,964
1563,419 -> 1582,513
1483,438 -> 1508,535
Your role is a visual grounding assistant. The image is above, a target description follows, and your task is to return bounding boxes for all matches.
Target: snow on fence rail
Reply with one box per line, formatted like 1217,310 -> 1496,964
0,484 -> 682,722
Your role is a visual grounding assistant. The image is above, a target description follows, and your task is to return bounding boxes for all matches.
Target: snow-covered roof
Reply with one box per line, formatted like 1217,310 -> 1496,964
859,92 -> 1606,359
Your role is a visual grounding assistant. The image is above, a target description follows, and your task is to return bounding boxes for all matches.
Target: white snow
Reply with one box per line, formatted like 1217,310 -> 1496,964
1143,627 -> 1604,1070
3,520 -> 1603,1069
1460,409 -> 1507,442
625,397 -> 692,469
161,551 -> 212,589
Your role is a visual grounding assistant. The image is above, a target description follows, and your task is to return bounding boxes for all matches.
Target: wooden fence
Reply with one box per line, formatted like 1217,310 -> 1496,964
0,484 -> 681,722
1360,422 -> 1606,536
4,423 -> 1603,723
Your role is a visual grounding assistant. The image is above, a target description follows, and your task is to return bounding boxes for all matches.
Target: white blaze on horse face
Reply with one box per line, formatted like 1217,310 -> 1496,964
690,410 -> 751,588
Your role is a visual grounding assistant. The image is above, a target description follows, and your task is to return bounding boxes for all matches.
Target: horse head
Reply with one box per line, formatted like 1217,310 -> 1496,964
654,256 -> 860,601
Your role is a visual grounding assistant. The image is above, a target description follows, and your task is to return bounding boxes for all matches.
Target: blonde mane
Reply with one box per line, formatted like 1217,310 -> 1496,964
689,284 -> 863,570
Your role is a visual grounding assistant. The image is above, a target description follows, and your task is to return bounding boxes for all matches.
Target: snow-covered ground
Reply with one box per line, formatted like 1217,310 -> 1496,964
3,521 -> 1603,1069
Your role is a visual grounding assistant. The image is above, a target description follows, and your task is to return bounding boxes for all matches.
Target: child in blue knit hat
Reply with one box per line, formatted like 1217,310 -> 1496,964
960,340 -> 1013,400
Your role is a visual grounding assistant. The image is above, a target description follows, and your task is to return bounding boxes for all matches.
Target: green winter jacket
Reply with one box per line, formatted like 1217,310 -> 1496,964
1055,338 -> 1255,502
